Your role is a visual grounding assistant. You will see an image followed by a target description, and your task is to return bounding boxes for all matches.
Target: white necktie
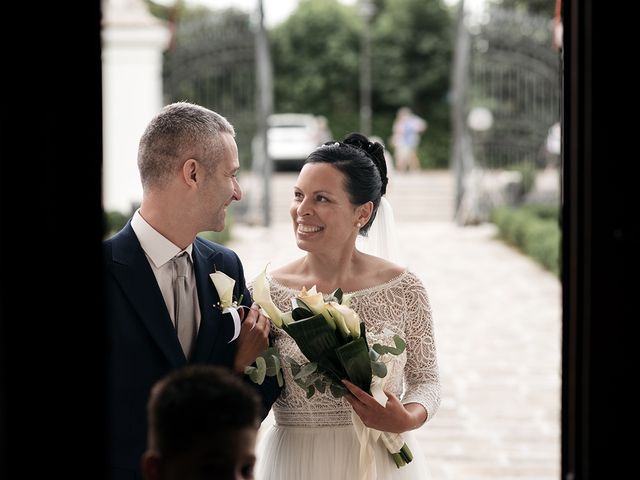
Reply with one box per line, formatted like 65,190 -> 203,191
173,252 -> 196,359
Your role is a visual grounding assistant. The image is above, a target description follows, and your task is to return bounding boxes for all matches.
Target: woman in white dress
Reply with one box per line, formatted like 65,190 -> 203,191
252,133 -> 441,480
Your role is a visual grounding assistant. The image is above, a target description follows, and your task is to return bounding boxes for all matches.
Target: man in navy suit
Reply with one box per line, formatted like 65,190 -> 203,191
104,102 -> 280,479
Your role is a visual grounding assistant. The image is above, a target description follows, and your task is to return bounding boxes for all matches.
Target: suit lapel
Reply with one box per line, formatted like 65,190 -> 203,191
111,227 -> 186,368
191,242 -> 225,362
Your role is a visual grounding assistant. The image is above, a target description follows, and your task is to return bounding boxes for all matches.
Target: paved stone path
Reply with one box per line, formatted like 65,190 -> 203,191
227,218 -> 561,480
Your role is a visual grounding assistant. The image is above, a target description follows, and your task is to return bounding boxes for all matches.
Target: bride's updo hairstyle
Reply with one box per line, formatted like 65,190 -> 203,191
305,132 -> 388,236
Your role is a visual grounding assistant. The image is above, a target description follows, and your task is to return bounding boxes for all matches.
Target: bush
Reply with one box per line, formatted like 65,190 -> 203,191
489,204 -> 560,276
197,227 -> 231,246
102,209 -> 233,246
104,210 -> 130,239
508,162 -> 537,200
198,210 -> 233,245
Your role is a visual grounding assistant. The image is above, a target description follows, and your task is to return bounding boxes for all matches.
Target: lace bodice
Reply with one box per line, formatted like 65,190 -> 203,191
249,270 -> 441,428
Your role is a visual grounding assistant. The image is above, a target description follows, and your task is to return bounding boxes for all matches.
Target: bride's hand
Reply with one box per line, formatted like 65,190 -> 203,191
342,379 -> 425,434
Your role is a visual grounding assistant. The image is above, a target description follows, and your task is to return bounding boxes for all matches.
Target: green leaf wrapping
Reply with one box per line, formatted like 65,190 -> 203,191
330,287 -> 343,304
335,337 -> 372,394
284,314 -> 345,378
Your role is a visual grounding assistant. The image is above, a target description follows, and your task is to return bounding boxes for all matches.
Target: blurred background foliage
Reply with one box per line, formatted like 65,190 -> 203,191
148,0 -> 557,171
149,0 -> 455,169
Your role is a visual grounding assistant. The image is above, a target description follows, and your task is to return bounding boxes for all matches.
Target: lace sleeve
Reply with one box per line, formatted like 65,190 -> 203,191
401,272 -> 441,423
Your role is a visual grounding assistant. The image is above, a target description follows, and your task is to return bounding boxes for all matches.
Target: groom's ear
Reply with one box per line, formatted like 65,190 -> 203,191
182,158 -> 199,184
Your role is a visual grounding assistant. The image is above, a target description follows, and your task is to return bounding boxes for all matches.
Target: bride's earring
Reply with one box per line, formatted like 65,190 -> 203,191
356,222 -> 362,228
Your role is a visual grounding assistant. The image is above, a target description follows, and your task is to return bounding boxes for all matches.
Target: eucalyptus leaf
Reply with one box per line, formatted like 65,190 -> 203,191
286,356 -> 301,377
254,356 -> 267,384
369,349 -> 381,361
371,360 -> 388,378
330,382 -> 348,398
266,353 -> 282,378
393,335 -> 406,353
245,356 -> 267,385
294,362 -> 318,380
372,335 -> 406,356
306,384 -> 316,399
313,377 -> 327,394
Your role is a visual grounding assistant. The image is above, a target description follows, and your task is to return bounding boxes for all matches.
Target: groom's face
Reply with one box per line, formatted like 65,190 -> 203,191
202,133 -> 241,232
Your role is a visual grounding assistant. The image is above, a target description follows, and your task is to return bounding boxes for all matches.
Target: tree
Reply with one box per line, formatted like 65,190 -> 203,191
372,0 -> 454,167
270,0 -> 362,139
493,0 -> 556,18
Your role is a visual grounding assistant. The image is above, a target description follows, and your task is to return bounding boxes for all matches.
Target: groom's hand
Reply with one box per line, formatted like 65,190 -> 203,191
233,302 -> 271,373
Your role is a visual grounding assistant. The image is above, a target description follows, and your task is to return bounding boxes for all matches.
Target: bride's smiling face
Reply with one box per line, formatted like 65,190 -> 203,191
290,163 -> 363,253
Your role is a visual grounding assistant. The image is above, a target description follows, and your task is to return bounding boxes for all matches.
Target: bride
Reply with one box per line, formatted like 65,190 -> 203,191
252,133 -> 441,480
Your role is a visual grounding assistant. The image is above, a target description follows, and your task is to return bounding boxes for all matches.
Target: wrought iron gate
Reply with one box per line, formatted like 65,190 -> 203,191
451,4 -> 561,223
163,9 -> 257,170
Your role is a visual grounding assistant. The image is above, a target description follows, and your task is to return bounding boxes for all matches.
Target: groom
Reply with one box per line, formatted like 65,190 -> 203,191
104,102 -> 280,480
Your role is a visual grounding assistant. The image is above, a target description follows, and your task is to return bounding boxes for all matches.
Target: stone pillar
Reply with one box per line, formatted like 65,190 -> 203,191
101,0 -> 170,213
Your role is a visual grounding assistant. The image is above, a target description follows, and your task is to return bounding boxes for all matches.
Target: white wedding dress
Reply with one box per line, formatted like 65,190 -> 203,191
251,270 -> 441,480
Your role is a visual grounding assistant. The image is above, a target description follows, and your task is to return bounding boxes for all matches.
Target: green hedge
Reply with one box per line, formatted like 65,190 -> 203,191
489,205 -> 560,276
197,226 -> 231,245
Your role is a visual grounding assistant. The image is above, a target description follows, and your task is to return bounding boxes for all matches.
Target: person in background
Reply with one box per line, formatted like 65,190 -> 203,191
391,107 -> 427,172
141,364 -> 261,480
104,101 -> 280,479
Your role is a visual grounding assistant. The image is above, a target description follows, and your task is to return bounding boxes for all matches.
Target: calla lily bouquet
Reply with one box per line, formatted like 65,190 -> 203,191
249,265 -> 414,468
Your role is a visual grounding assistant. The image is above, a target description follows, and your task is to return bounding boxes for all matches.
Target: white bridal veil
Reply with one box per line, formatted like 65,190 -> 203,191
356,196 -> 405,266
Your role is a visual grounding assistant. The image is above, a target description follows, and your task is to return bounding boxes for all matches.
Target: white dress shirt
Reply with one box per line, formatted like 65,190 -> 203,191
131,210 -> 201,332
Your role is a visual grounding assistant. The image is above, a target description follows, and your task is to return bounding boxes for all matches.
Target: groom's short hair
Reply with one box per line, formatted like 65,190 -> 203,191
137,101 -> 235,189
146,364 -> 261,455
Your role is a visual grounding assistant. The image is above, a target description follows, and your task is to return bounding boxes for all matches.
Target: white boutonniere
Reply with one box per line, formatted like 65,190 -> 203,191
209,267 -> 245,343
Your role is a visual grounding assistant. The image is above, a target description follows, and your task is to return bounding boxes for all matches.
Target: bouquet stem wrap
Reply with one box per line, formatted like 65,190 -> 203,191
351,376 -> 412,479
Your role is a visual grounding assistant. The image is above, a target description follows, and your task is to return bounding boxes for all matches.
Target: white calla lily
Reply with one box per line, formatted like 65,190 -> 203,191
209,271 -> 236,309
253,264 -> 284,328
298,286 -> 325,314
328,301 -> 361,338
326,302 -> 350,337
299,286 -> 335,329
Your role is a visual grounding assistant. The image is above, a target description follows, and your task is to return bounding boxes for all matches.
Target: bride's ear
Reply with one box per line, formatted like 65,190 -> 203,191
356,201 -> 374,227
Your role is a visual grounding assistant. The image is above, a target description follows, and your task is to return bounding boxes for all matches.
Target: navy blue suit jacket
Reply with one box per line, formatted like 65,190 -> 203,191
104,222 -> 280,479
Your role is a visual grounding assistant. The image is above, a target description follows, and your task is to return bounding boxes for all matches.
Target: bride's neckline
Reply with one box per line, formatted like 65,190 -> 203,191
266,268 -> 409,296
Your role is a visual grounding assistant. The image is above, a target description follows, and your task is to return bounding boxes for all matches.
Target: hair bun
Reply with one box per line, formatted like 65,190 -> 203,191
343,132 -> 388,195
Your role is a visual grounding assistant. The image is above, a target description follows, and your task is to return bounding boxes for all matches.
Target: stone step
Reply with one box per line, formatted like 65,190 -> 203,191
236,170 -> 457,225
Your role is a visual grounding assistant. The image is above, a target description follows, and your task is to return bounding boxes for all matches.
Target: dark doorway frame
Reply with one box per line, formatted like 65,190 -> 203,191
562,1 -> 633,478
1,1 -> 634,478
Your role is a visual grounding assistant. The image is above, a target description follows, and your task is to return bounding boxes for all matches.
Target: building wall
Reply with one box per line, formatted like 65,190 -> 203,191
101,0 -> 169,213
